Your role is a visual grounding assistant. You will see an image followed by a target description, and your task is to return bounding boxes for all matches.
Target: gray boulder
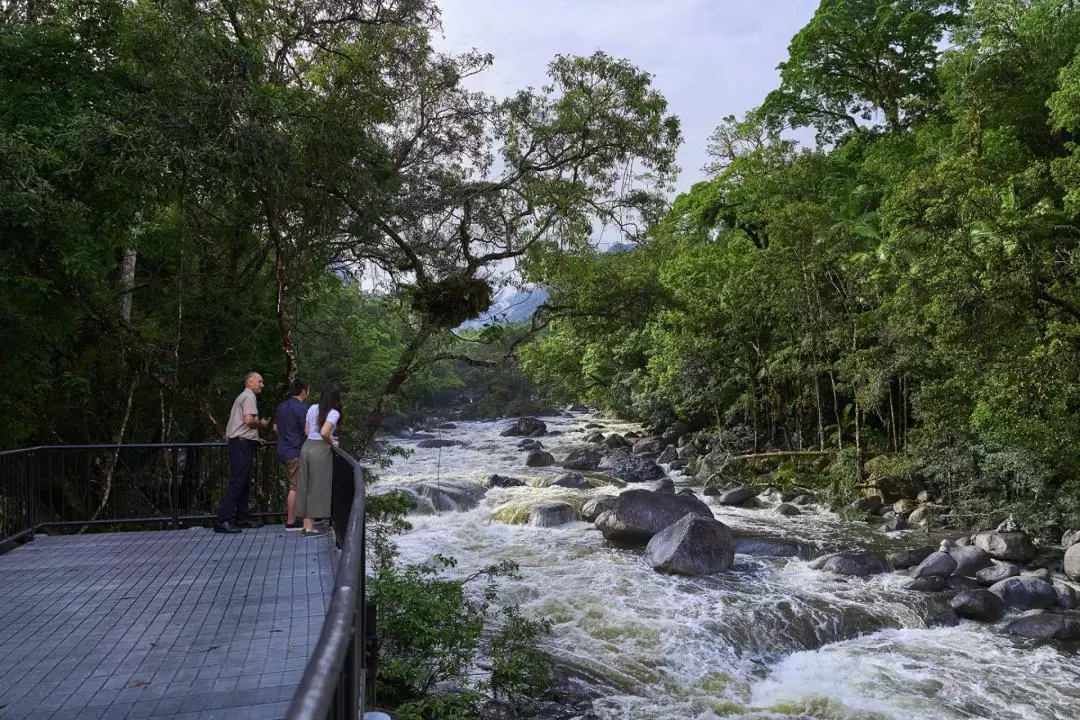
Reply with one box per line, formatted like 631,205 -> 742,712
1005,612 -> 1080,640
376,480 -> 487,513
1062,529 -> 1080,549
791,494 -> 814,506
717,486 -> 757,506
1055,581 -> 1078,610
651,478 -> 675,494
487,474 -> 526,488
880,516 -> 909,532
604,433 -> 631,449
598,448 -> 666,483
528,503 -> 576,528
811,551 -> 887,577
989,576 -> 1058,610
947,575 -> 981,592
1023,568 -> 1053,583
887,546 -> 936,570
585,431 -> 605,444
950,546 -> 993,577
949,589 -> 1005,622
595,488 -> 714,544
632,437 -> 664,456
656,446 -> 679,465
525,450 -> 556,467
976,562 -> 1021,586
973,530 -> 1037,562
912,550 -> 957,579
775,503 -> 801,517
500,417 -> 547,437
562,448 -> 602,471
850,496 -> 882,514
550,473 -> 591,489
416,438 -> 463,448
906,576 -> 946,592
1064,543 -> 1080,582
733,535 -> 812,559
645,514 -> 735,576
580,495 -> 618,523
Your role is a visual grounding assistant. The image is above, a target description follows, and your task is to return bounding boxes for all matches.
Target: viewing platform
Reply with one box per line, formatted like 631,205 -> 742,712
0,525 -> 335,720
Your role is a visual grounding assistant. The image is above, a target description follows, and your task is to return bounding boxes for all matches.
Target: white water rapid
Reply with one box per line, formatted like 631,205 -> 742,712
374,412 -> 1080,720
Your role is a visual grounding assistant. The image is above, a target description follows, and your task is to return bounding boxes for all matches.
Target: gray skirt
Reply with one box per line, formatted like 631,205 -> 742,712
297,438 -> 332,519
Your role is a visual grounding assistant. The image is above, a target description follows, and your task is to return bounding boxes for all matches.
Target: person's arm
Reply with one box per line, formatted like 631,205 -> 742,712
244,413 -> 269,430
320,416 -> 338,446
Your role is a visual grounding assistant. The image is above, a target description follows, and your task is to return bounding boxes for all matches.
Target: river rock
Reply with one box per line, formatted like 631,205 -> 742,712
989,576 -> 1058,610
734,535 -> 812,559
676,443 -> 699,462
778,491 -> 798,502
526,450 -> 556,467
550,473 -> 591,489
912,549 -> 957,579
880,516 -> 909,532
595,488 -> 713,544
1023,568 -> 1053,583
1005,612 -> 1080,640
717,486 -> 756,506
379,480 -> 487,513
775,503 -> 801,517
657,446 -> 678,465
487,474 -> 526,488
1064,544 -> 1080,581
416,438 -> 463,448
906,576 -> 946,592
528,503 -> 576,527
947,575 -> 981,591
669,460 -> 685,471
949,589 -> 1005,622
850,496 -> 882,514
562,448 -> 602,471
580,495 -> 618,523
976,562 -> 1020,586
950,546 -> 993,577
632,437 -> 664,456
1055,581 -> 1079,610
973,530 -> 1037,562
598,448 -> 666,483
584,422 -> 603,429
651,478 -> 675,494
893,499 -> 916,515
585,431 -> 605,444
500,417 -> 547,437
887,546 -> 936,570
811,551 -> 887,577
645,514 -> 735,576
792,494 -> 814,506
518,439 -> 543,451
604,433 -> 631,449
1062,529 -> 1080,549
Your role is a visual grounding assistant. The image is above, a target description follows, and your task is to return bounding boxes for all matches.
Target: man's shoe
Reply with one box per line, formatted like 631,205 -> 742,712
284,521 -> 301,531
213,522 -> 241,534
233,519 -> 262,529
301,528 -> 328,538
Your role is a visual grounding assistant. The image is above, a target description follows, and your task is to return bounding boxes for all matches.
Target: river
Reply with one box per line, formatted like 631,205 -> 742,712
375,412 -> 1080,720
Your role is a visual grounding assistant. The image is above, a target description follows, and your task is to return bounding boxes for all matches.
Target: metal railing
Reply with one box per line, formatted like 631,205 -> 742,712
285,445 -> 371,720
0,441 -> 374,719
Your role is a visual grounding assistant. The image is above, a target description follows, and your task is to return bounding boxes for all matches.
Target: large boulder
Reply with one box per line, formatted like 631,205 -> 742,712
1062,529 -> 1080,549
604,433 -> 631,449
585,431 -> 605,444
775,503 -> 801,517
906,576 -> 946,592
562,448 -> 602,471
887,546 -> 936,570
811,551 -> 887,577
880,516 -> 909,532
912,549 -> 957,579
528,503 -> 576,528
375,480 -> 487,513
487,474 -> 526,488
580,495 -> 618,523
500,417 -> 547,437
850,496 -> 883,514
733,534 -> 813,559
550,473 -> 591,489
1064,543 -> 1080,582
594,488 -> 713,544
645,514 -> 735,576
598,448 -> 666,483
525,450 -> 556,467
1005,612 -> 1080,640
717,486 -> 757,506
651,478 -> 675,494
950,546 -> 993,577
656,446 -> 679,465
973,530 -> 1037,562
1056,581 -> 1079,610
416,438 -> 464,448
989,576 -> 1058,610
632,437 -> 664,456
949,589 -> 1005,622
976,562 -> 1021,586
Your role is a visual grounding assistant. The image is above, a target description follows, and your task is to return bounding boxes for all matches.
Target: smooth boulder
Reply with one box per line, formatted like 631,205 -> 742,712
528,503 -> 576,528
580,495 -> 618,523
717,486 -> 756,506
811,551 -> 887,577
656,446 -> 678,465
500,417 -> 547,437
775,503 -> 801,517
487,474 -> 526,488
887,546 -> 936,570
645,514 -> 735,576
906,576 -> 946,592
976,562 -> 1020,586
595,488 -> 713,544
416,438 -> 463,448
949,589 -> 1005,622
989,576 -> 1058,610
598,448 -> 666,483
525,450 -> 556,467
973,530 -> 1037,562
632,437 -> 664,456
912,550 -> 957,579
1005,612 -> 1080,640
1064,543 -> 1080,582
550,473 -> 591,489
950,546 -> 993,577
562,448 -> 602,471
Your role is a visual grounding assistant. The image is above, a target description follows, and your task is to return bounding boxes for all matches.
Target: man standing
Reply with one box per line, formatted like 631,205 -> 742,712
273,377 -> 309,530
215,371 -> 270,534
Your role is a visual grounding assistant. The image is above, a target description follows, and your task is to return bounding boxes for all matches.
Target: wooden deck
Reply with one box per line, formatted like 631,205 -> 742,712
0,526 -> 335,720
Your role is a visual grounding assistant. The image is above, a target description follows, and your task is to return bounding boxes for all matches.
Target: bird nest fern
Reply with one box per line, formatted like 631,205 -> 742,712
409,274 -> 494,328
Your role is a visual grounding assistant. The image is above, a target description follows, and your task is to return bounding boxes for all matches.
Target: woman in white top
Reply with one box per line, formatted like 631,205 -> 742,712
296,383 -> 341,537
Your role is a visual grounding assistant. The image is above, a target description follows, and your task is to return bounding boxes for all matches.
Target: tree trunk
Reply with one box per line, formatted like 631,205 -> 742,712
84,374 -> 138,527
829,370 -> 842,450
266,203 -> 298,387
814,372 -> 825,451
119,247 -> 137,322
354,321 -> 435,451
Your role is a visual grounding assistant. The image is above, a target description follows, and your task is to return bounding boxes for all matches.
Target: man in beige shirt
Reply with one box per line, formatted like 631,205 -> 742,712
215,371 -> 270,534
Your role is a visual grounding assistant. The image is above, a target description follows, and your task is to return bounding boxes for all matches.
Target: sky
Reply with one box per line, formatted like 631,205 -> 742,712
433,0 -> 821,193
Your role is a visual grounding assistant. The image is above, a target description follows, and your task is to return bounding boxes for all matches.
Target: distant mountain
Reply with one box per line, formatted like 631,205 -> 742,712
461,286 -> 548,328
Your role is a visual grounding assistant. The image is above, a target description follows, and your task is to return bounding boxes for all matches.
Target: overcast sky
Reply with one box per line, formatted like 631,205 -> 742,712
434,0 -> 820,192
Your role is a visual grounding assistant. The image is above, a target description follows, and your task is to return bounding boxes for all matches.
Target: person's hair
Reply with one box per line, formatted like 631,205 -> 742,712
244,371 -> 259,383
290,377 -> 309,396
318,383 -> 342,430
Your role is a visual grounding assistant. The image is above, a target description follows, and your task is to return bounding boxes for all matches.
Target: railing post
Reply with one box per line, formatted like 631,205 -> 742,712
170,446 -> 181,529
25,451 -> 36,542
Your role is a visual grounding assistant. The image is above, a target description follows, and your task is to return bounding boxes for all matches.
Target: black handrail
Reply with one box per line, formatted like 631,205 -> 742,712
286,444 -> 368,720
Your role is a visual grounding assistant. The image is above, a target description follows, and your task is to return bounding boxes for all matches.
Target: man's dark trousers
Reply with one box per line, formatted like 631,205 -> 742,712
219,438 -> 255,523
